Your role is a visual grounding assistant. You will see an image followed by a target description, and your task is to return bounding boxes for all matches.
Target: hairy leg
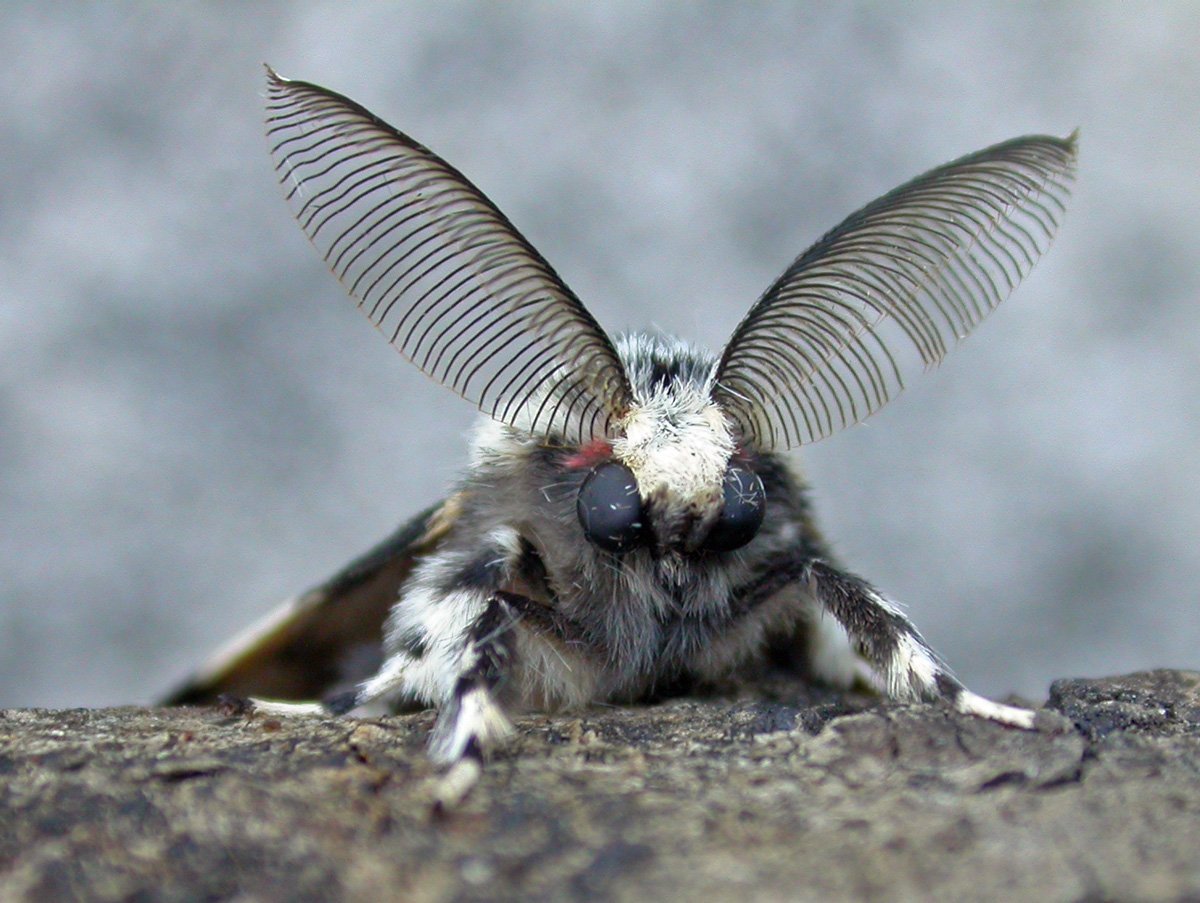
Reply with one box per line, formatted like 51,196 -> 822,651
805,560 -> 1035,728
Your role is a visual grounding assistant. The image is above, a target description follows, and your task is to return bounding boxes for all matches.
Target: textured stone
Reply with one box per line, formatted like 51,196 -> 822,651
1,671 -> 1198,901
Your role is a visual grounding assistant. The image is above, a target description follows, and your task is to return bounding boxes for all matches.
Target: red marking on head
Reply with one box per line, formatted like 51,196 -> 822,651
729,444 -> 753,464
563,439 -> 613,470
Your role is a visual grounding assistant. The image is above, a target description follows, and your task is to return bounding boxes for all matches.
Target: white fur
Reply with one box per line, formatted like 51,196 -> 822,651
612,393 -> 733,503
888,632 -> 941,701
356,651 -> 416,707
363,582 -> 491,707
487,525 -> 524,561
955,689 -> 1037,729
807,613 -> 872,690
248,699 -> 326,717
429,686 -> 514,764
433,758 -> 482,810
469,417 -> 516,469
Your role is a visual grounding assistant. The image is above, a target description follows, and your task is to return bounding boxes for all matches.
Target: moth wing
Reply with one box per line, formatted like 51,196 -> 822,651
161,495 -> 463,705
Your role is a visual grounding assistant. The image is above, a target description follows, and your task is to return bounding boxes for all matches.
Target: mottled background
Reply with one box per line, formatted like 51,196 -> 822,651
2,3 -> 1197,707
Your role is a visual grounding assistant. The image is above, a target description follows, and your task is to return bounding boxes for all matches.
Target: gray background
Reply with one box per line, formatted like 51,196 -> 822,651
2,3 -> 1197,708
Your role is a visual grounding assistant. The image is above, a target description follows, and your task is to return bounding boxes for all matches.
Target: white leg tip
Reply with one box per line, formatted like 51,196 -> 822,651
956,689 -> 1037,729
247,698 -> 327,717
433,758 -> 482,812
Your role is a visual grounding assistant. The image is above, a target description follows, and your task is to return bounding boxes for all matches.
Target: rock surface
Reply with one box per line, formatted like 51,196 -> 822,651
1,671 -> 1198,902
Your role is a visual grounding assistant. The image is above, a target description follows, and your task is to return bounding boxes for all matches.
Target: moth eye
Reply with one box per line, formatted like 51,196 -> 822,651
705,465 -> 766,552
577,462 -> 645,553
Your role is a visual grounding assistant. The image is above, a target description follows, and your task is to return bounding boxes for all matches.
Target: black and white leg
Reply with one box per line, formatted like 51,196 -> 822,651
424,594 -> 517,764
254,528 -> 533,756
806,560 -> 1035,728
420,593 -> 522,809
249,587 -> 519,808
250,587 -> 522,757
350,582 -> 523,809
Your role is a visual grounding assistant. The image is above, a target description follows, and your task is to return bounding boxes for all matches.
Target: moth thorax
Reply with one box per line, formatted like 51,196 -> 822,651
612,397 -> 734,507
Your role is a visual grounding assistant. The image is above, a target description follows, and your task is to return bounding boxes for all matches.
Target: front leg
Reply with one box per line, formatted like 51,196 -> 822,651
248,585 -> 520,760
351,535 -> 594,767
339,583 -> 522,811
257,578 -> 547,809
352,583 -> 522,765
805,560 -> 1035,728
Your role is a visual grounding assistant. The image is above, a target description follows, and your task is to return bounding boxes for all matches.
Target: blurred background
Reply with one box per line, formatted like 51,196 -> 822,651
2,3 -> 1197,708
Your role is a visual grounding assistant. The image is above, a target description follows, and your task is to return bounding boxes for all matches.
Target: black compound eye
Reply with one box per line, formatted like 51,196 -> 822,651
705,464 -> 766,552
577,462 -> 645,553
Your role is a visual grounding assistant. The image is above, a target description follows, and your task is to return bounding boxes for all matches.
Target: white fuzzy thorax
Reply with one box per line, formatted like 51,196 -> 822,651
612,385 -> 734,504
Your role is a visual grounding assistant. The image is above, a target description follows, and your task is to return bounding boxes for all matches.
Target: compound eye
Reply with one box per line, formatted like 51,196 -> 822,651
577,462 -> 645,553
705,464 -> 766,552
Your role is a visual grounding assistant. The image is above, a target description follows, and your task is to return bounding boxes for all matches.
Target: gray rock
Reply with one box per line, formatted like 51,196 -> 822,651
1,671 -> 1198,901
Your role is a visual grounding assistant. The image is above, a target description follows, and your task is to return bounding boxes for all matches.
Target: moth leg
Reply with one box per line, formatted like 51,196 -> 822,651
244,699 -> 328,717
806,560 -> 1035,728
319,584 -> 520,811
426,594 -> 519,764
805,613 -> 884,693
422,592 -> 527,811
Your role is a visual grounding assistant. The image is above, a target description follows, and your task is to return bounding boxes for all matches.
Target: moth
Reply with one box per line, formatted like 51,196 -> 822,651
166,68 -> 1076,782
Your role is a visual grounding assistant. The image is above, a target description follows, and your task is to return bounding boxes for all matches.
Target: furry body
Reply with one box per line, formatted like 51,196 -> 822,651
339,334 -> 1030,763
167,70 -> 1076,785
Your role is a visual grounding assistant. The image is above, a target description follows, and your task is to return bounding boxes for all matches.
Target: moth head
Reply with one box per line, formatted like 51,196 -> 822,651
265,68 -> 1077,559
571,336 -> 766,557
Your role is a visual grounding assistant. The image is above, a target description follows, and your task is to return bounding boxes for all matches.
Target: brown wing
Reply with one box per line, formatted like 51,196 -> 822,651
161,494 -> 463,705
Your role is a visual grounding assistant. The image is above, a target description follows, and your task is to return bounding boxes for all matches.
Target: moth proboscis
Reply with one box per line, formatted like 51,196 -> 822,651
165,67 -> 1077,788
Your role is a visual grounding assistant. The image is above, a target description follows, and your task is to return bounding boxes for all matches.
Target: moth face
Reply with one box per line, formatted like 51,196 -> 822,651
264,70 -> 1075,560
574,391 -> 766,557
